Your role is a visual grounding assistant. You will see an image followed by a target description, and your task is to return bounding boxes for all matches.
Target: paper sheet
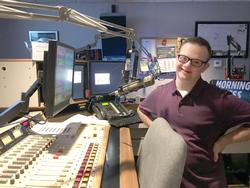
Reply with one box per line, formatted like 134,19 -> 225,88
31,114 -> 109,135
31,42 -> 48,61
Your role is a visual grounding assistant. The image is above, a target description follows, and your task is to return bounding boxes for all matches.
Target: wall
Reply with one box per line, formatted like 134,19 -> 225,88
0,1 -> 250,89
120,2 -> 250,83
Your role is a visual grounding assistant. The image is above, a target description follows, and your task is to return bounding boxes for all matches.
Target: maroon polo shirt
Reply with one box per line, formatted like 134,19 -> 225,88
139,78 -> 250,188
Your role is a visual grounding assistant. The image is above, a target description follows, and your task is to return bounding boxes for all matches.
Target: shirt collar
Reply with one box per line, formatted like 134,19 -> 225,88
170,78 -> 178,96
171,77 -> 205,97
190,78 -> 206,97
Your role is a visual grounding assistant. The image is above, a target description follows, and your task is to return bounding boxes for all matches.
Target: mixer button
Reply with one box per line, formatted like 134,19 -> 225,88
17,157 -> 29,161
24,163 -> 29,169
12,161 -> 26,165
0,178 -> 8,184
8,165 -> 21,169
0,173 -> 13,179
15,172 -> 20,179
80,182 -> 87,188
82,177 -> 88,183
73,182 -> 79,188
75,177 -> 81,182
25,180 -> 61,187
9,153 -> 17,156
0,160 -> 8,164
84,172 -> 90,177
56,178 -> 64,182
19,168 -> 24,174
10,177 -> 15,184
2,169 -> 16,174
59,174 -> 67,177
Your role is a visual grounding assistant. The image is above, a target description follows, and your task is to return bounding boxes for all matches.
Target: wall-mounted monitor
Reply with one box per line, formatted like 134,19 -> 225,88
100,14 -> 127,61
43,40 -> 75,118
29,30 -> 59,42
88,61 -> 124,96
195,21 -> 249,58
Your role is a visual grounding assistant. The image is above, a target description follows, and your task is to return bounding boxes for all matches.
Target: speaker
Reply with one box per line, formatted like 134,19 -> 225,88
112,5 -> 116,13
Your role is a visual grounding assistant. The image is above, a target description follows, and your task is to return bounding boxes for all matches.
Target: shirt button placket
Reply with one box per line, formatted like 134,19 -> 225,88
178,101 -> 183,115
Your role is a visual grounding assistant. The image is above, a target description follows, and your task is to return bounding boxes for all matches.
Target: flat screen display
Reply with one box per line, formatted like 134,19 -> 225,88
100,15 -> 127,61
43,40 -> 75,118
88,61 -> 124,96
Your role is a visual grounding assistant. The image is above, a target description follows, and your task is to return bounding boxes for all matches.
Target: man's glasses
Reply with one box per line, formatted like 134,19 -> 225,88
177,54 -> 208,67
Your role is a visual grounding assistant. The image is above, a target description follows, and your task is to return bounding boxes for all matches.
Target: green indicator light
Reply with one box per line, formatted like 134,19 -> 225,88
101,102 -> 109,106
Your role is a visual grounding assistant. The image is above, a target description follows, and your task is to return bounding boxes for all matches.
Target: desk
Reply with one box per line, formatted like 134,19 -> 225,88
120,128 -> 139,188
89,126 -> 139,188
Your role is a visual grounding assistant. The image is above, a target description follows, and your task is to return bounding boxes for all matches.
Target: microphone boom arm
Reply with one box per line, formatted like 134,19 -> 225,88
227,35 -> 241,53
0,0 -> 135,41
226,35 -> 242,79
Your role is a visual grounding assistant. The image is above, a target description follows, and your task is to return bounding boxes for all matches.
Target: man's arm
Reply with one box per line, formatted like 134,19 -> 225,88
213,126 -> 250,162
137,107 -> 153,127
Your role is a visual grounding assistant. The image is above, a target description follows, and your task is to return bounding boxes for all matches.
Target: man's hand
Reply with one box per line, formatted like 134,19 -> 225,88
213,126 -> 250,162
213,137 -> 227,162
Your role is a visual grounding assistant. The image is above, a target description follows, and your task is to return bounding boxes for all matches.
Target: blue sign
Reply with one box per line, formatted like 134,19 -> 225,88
210,80 -> 250,103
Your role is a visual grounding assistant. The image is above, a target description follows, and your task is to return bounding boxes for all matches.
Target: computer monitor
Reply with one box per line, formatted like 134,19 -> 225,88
100,15 -> 127,61
43,40 -> 75,118
29,31 -> 59,42
72,64 -> 86,100
88,61 -> 124,96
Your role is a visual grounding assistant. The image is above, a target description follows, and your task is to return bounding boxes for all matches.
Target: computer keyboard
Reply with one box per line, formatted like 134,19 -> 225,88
108,113 -> 142,128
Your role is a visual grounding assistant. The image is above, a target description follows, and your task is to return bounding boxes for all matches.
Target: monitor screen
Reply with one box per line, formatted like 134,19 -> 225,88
43,40 -> 75,118
88,61 -> 124,96
29,31 -> 59,42
100,15 -> 127,61
72,64 -> 86,100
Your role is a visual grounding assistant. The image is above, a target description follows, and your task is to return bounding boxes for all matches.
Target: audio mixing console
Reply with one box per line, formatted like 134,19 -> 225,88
0,121 -> 110,188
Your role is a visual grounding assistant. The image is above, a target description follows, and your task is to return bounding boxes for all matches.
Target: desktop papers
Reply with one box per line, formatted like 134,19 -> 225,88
31,114 -> 109,135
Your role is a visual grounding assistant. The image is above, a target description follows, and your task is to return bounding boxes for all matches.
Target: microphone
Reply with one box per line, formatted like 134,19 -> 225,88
123,50 -> 131,83
131,49 -> 139,80
111,75 -> 155,96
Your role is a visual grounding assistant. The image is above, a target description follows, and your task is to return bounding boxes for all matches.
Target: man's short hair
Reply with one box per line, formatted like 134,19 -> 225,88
180,37 -> 212,60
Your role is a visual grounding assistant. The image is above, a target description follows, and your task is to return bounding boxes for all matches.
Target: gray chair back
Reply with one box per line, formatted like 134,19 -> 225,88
137,117 -> 187,188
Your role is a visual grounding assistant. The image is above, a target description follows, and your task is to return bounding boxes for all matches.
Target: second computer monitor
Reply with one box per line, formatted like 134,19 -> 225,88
72,64 -> 86,100
88,61 -> 124,96
43,40 -> 75,118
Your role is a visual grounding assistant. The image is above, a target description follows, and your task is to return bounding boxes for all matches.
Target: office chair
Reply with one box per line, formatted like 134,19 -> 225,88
136,117 -> 187,188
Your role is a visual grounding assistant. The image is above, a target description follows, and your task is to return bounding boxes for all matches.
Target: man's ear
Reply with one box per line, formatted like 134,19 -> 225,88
202,63 -> 209,73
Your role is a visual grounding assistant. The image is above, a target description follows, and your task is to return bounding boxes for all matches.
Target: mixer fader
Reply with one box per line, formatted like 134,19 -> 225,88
0,123 -> 110,188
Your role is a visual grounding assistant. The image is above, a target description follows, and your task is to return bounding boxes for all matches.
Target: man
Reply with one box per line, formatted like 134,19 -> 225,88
137,37 -> 250,187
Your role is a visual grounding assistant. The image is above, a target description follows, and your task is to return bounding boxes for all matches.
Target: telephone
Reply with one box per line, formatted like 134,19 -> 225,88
92,101 -> 132,120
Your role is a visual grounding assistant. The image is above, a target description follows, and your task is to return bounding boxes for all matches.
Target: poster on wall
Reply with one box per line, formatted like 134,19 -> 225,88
29,30 -> 59,61
210,79 -> 250,103
140,38 -> 178,79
